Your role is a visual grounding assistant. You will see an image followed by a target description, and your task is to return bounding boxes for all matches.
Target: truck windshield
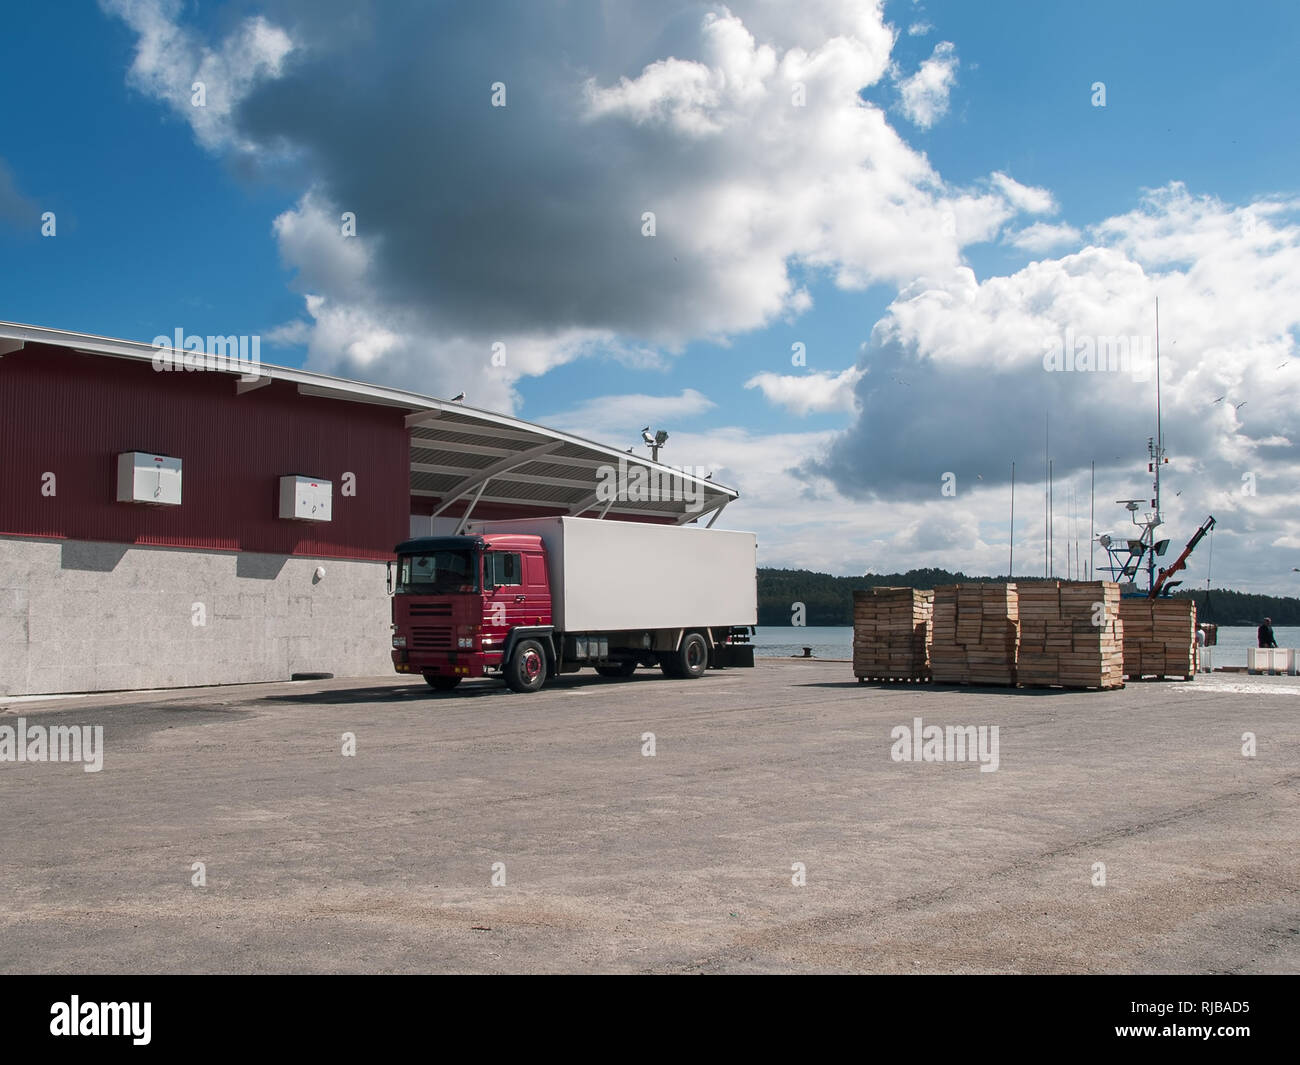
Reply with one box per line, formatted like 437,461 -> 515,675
396,550 -> 479,594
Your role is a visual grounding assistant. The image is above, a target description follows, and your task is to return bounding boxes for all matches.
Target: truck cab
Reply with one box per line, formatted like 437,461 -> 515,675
389,534 -> 553,691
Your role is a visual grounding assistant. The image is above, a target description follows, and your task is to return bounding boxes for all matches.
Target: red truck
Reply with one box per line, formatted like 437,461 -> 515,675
388,516 -> 756,693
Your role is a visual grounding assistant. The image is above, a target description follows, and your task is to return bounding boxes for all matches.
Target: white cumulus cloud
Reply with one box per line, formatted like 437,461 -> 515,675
745,367 -> 866,415
103,1 -> 1050,413
99,0 -> 293,151
1006,221 -> 1083,254
897,40 -> 958,128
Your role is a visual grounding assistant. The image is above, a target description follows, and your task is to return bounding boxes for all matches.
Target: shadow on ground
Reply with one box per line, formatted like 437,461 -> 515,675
795,680 -> 1109,698
257,670 -> 705,705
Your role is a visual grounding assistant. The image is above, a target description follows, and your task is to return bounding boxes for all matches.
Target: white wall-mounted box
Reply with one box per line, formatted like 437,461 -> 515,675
117,452 -> 183,506
279,475 -> 333,522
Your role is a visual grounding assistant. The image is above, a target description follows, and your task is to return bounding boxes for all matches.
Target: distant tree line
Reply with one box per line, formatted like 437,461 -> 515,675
1170,588 -> 1300,626
756,567 -> 1300,627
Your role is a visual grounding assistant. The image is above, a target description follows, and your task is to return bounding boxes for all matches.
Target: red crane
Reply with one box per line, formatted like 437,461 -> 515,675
1149,515 -> 1216,599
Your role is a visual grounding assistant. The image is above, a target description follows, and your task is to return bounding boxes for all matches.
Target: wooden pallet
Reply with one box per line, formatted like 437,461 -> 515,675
1021,681 -> 1126,691
855,675 -> 933,684
1124,673 -> 1194,682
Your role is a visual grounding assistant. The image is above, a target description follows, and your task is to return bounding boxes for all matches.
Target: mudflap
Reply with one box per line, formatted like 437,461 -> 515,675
711,644 -> 755,668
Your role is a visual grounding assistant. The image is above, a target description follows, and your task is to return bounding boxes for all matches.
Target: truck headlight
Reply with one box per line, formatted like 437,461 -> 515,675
392,635 -> 407,648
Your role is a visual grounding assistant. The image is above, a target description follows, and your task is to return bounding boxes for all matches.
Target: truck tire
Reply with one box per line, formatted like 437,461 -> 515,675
663,631 -> 708,680
595,660 -> 637,678
423,673 -> 461,692
505,639 -> 547,693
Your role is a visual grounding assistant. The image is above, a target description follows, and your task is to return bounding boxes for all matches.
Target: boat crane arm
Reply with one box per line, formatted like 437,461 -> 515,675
1149,515 -> 1217,599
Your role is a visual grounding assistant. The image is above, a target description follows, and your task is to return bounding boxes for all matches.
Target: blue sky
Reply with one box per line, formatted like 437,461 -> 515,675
3,1 -> 1299,589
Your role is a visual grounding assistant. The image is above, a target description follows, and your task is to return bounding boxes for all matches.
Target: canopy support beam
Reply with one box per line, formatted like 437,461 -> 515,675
431,441 -> 563,517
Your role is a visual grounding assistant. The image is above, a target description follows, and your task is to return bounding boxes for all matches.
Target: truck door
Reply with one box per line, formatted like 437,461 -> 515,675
485,549 -> 551,630
521,550 -> 551,627
484,550 -> 527,629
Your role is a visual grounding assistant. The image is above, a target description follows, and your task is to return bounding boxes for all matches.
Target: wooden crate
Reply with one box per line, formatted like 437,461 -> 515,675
1119,597 -> 1196,679
853,587 -> 933,681
1017,581 -> 1124,690
931,583 -> 1018,685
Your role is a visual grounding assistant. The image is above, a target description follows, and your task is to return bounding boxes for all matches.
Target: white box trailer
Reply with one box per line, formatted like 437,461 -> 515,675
467,516 -> 757,632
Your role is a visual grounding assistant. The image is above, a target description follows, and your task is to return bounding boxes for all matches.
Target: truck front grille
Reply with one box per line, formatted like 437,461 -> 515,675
410,626 -> 453,650
409,603 -> 453,618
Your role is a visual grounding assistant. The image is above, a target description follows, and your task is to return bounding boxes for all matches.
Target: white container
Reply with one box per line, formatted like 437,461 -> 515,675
1199,648 -> 1213,673
117,452 -> 182,506
279,475 -> 333,522
469,515 -> 757,632
1249,647 -> 1290,674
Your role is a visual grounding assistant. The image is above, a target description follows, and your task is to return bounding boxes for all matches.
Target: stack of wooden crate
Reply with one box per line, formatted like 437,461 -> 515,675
1119,597 -> 1197,679
931,583 -> 1019,685
1017,581 -> 1124,689
852,588 -> 933,681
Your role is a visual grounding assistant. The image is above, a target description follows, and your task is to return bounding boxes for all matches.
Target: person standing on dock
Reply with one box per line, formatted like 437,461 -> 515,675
1258,617 -> 1279,648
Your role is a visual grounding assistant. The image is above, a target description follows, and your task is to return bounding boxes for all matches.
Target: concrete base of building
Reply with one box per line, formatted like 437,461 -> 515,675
0,537 -> 391,696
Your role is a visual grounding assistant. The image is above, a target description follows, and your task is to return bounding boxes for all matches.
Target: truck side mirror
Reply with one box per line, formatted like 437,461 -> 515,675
386,561 -> 393,595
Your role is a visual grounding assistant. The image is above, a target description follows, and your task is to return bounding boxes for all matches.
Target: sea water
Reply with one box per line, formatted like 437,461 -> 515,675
753,625 -> 1300,668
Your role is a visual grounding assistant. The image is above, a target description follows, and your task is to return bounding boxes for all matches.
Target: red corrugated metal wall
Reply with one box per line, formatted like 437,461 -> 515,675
0,345 -> 409,559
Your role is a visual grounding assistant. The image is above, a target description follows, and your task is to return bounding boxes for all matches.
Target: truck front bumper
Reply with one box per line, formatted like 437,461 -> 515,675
392,650 -> 501,678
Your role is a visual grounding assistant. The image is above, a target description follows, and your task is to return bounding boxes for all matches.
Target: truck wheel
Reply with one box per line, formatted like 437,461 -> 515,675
505,639 -> 547,693
664,632 -> 708,679
423,673 -> 461,692
595,660 -> 637,678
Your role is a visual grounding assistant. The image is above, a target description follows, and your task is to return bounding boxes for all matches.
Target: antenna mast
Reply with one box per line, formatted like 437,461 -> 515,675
1049,458 -> 1054,578
1149,299 -> 1164,594
1009,460 -> 1015,578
